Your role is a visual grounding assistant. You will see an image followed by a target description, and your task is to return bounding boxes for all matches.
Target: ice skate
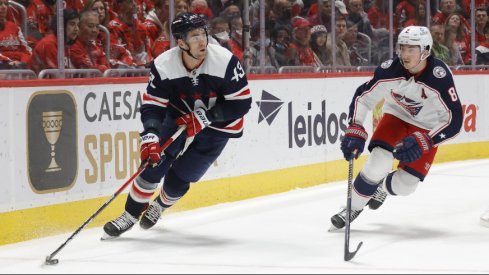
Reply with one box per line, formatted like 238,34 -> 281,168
367,188 -> 387,210
101,211 -> 138,240
140,200 -> 165,230
329,208 -> 363,231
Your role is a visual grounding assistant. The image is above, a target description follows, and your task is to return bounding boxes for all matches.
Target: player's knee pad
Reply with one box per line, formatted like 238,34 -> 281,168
361,147 -> 394,183
162,168 -> 190,198
384,169 -> 420,196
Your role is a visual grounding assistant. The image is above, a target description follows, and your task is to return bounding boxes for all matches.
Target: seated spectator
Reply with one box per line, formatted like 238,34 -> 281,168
475,24 -> 489,64
7,0 -> 43,48
432,0 -> 458,26
219,4 -> 240,20
430,23 -> 451,64
65,0 -> 86,12
270,25 -> 294,66
445,25 -> 465,65
475,7 -> 489,46
84,0 -> 110,26
366,0 -> 389,29
175,0 -> 189,16
249,22 -> 279,68
343,21 -> 370,65
272,0 -> 294,30
287,17 -> 321,67
83,0 -> 111,56
308,0 -> 348,32
29,9 -> 79,73
402,1 -> 428,28
326,16 -> 351,66
135,0 -> 153,22
445,12 -> 471,64
190,0 -> 213,19
70,10 -> 110,72
143,0 -> 170,44
224,15 -> 246,64
209,16 -> 230,46
0,0 -> 32,69
108,0 -> 152,68
461,0 -> 489,18
394,0 -> 417,31
347,0 -> 374,38
309,24 -> 331,66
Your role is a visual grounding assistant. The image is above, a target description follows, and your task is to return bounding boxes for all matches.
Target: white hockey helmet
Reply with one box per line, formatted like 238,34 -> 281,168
397,26 -> 433,60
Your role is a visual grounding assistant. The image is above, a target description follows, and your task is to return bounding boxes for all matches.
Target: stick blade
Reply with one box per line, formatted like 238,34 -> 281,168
344,241 -> 363,261
44,256 -> 59,265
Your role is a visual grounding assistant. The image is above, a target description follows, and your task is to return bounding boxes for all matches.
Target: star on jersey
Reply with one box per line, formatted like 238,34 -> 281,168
438,133 -> 446,139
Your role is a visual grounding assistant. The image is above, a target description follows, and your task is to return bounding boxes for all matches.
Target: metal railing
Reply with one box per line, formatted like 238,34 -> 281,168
278,66 -> 316,74
38,69 -> 103,79
103,68 -> 150,77
0,69 -> 37,80
249,66 -> 278,74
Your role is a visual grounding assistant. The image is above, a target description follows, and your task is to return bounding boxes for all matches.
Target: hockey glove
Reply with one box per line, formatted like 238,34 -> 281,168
140,132 -> 162,166
175,108 -> 211,138
340,124 -> 368,161
393,131 -> 433,163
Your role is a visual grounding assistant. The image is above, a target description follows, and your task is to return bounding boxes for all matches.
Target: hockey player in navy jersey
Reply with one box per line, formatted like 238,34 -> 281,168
102,12 -> 252,239
330,26 -> 463,229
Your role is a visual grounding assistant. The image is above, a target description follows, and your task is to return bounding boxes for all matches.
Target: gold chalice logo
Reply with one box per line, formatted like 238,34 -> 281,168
43,111 -> 63,172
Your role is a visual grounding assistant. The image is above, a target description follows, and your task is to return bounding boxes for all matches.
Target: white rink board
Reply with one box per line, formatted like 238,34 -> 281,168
0,74 -> 486,212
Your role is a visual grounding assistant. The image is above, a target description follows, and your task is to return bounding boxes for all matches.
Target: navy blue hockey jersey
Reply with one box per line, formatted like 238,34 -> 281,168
349,56 -> 463,146
141,43 -> 252,138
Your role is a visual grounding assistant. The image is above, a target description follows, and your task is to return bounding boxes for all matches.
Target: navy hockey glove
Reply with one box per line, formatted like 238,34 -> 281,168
176,108 -> 211,137
341,124 -> 368,161
140,132 -> 162,166
393,131 -> 433,163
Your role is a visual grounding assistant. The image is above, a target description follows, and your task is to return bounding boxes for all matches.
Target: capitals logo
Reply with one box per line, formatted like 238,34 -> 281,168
391,91 -> 423,116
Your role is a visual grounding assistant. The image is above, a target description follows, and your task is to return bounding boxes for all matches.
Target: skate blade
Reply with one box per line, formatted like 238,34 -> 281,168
100,232 -> 118,241
328,225 -> 342,232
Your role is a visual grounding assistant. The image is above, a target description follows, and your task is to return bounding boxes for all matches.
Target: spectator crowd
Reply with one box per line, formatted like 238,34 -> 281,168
2,0 -> 489,77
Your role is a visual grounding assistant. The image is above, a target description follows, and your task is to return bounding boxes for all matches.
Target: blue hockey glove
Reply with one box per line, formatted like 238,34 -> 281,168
341,124 -> 368,161
393,131 -> 433,163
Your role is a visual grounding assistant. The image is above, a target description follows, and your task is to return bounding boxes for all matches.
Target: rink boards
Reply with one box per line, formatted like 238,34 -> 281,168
0,72 -> 488,245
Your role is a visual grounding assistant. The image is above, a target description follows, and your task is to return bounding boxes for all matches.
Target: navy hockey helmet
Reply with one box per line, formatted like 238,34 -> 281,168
171,12 -> 208,40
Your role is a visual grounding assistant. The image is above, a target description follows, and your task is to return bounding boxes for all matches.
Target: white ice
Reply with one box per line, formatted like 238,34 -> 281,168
1,159 -> 489,274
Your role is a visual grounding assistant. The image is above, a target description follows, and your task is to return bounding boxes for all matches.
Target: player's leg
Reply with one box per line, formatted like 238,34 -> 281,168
140,135 -> 229,229
331,114 -> 406,229
102,123 -> 186,239
331,147 -> 394,229
379,141 -> 437,197
102,155 -> 177,239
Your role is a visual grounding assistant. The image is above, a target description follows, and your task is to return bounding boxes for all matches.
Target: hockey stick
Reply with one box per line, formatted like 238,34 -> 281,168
344,156 -> 363,261
44,125 -> 186,265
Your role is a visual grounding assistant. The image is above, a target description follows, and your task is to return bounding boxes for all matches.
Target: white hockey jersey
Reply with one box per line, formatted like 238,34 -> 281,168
141,43 -> 252,138
349,56 -> 463,146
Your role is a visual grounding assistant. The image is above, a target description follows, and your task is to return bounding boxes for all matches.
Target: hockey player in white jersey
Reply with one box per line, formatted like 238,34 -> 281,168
331,26 -> 463,229
102,12 -> 252,239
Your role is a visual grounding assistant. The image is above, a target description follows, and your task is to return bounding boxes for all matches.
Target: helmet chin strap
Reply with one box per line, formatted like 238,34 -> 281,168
179,43 -> 199,60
